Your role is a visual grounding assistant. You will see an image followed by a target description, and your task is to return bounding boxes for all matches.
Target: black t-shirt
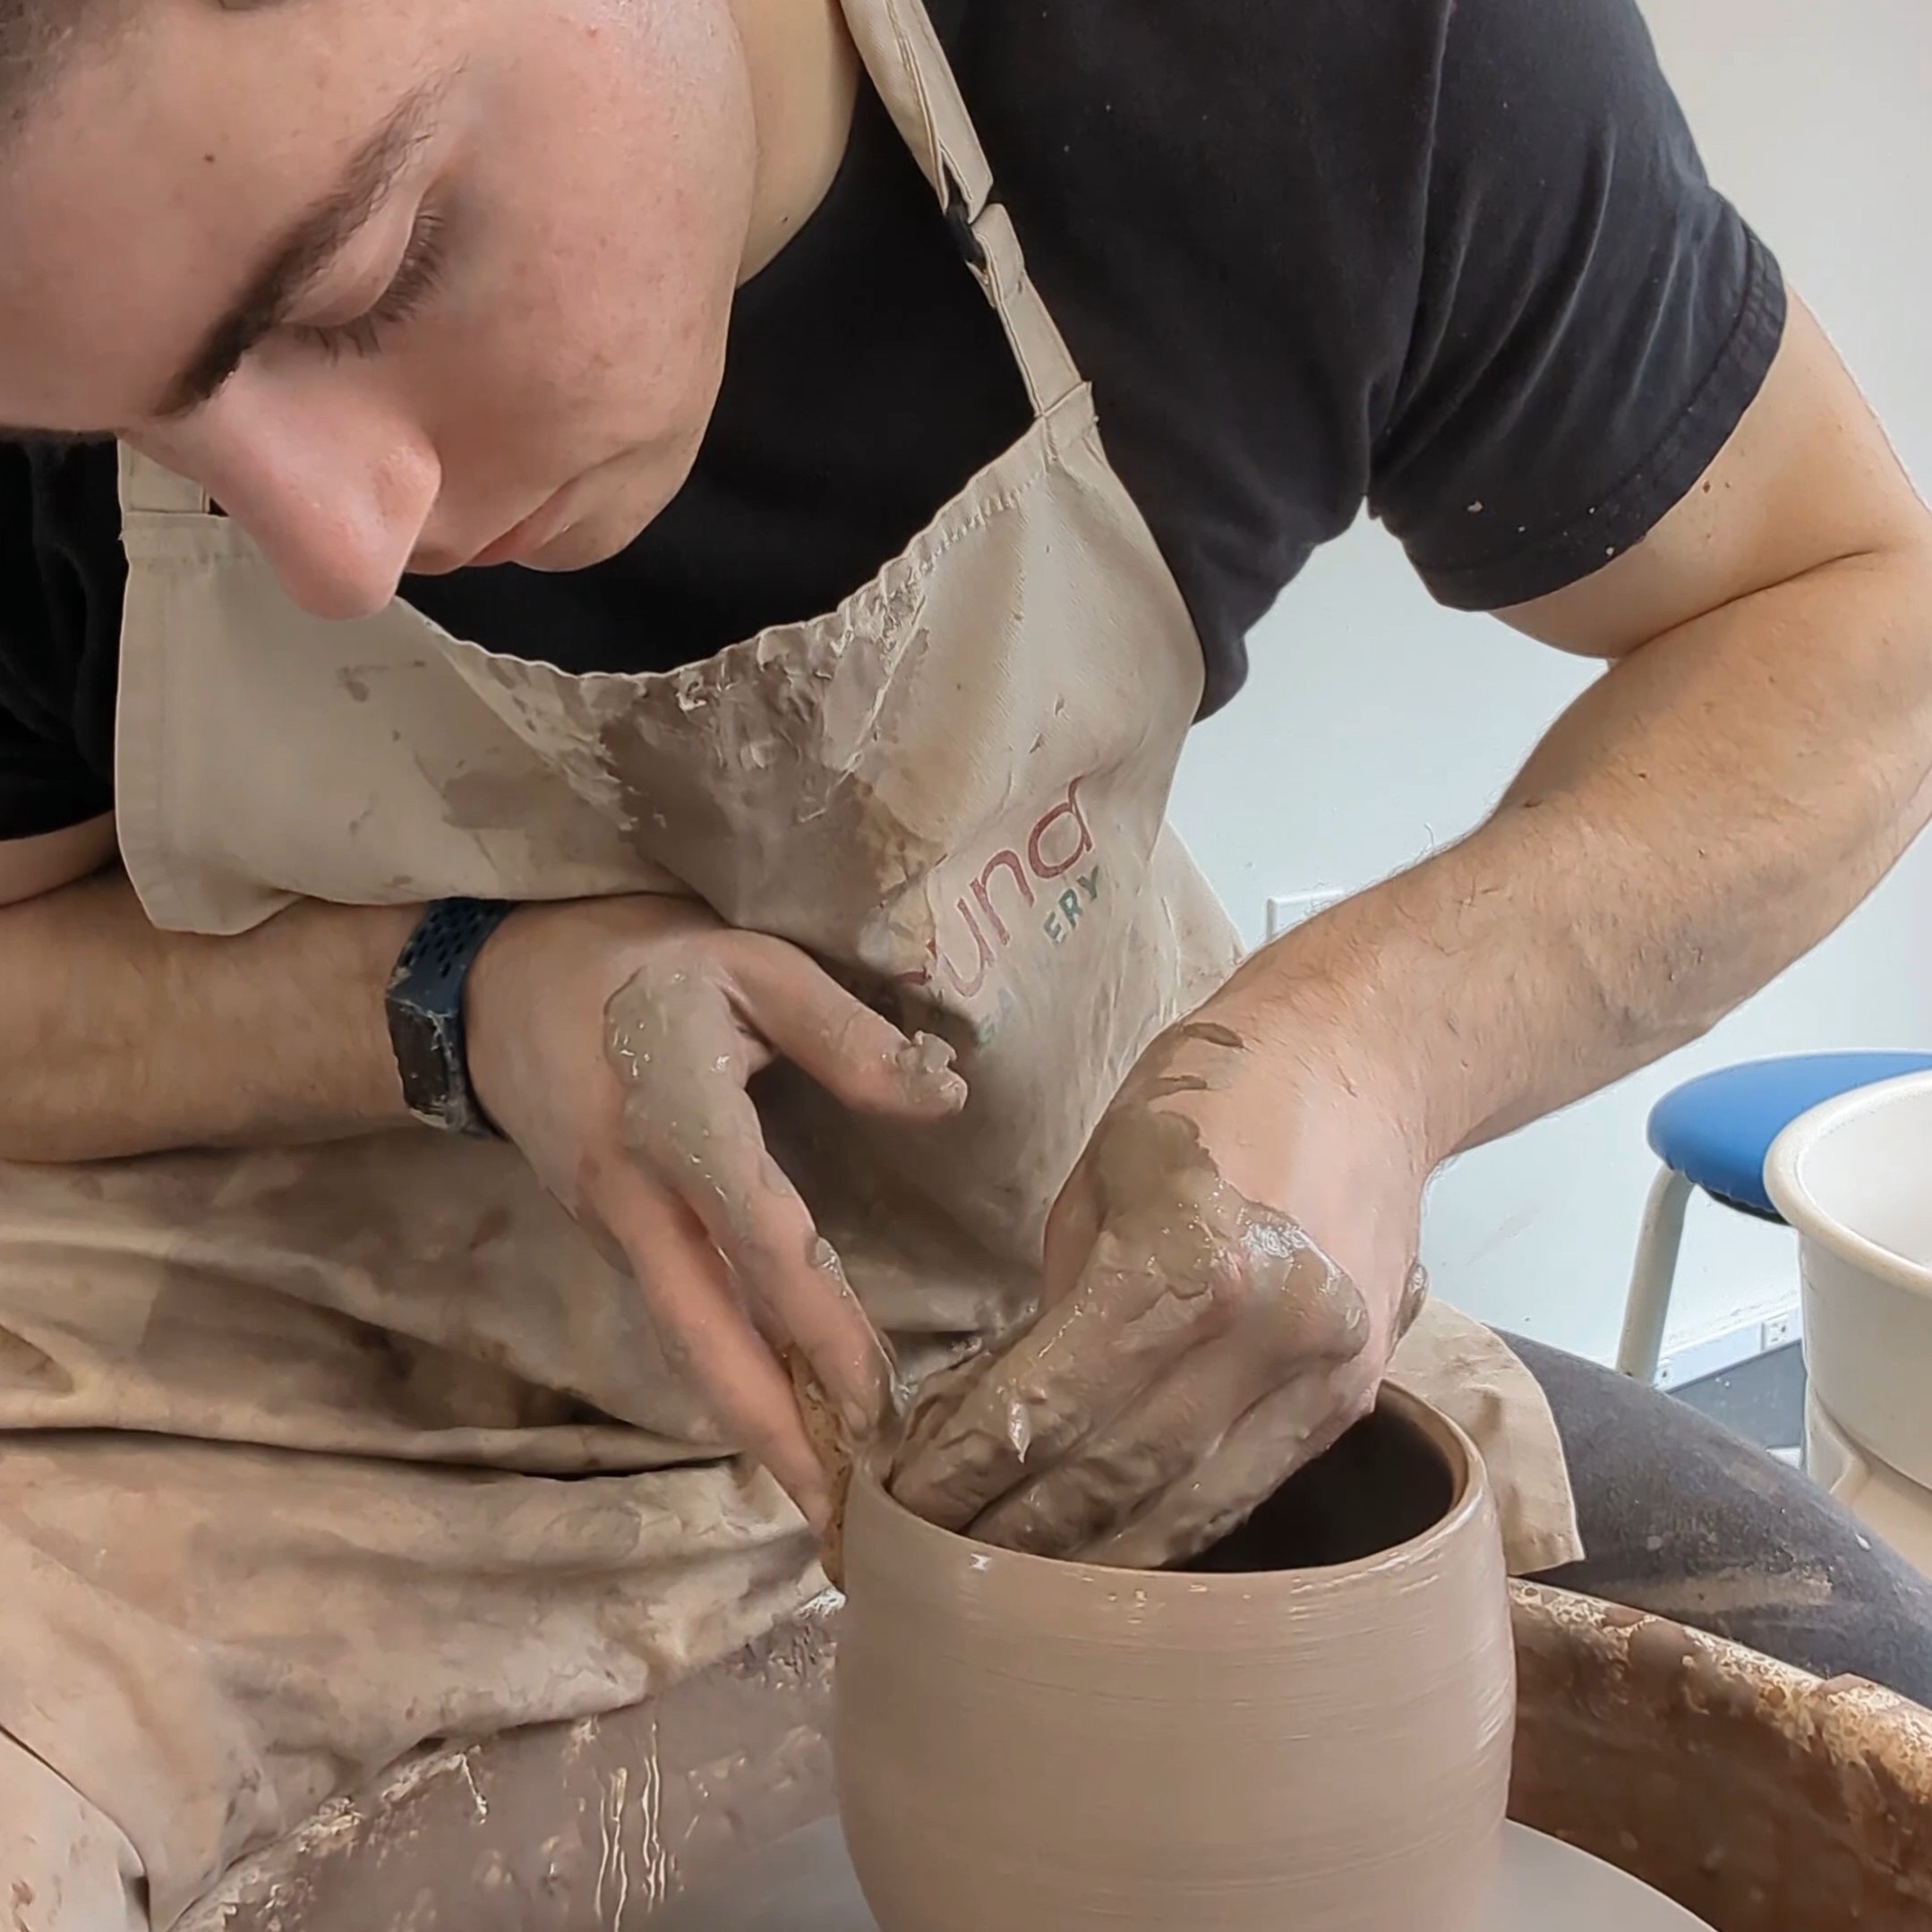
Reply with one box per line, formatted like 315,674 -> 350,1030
0,0 -> 1784,842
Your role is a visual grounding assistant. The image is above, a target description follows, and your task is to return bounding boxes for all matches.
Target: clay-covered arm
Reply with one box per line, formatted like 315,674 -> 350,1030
1260,297 -> 1932,1165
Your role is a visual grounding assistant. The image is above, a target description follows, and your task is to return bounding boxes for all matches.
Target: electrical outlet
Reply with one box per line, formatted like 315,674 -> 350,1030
1658,1301 -> 1802,1389
1265,890 -> 1344,941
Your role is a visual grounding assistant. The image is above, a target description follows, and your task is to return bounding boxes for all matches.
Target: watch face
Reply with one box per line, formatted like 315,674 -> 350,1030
386,899 -> 516,1137
387,999 -> 468,1132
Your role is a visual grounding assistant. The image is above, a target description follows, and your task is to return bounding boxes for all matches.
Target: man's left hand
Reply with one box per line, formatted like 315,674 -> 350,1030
889,959 -> 1430,1567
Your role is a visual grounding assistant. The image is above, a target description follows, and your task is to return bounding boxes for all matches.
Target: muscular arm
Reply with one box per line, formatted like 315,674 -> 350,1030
1259,299 -> 1932,1163
0,823 -> 412,1162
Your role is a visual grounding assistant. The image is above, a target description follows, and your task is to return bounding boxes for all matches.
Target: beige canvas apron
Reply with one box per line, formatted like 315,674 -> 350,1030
0,0 -> 1577,1917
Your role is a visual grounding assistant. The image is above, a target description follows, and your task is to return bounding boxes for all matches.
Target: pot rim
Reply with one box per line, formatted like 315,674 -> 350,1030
852,1381 -> 1491,1595
1765,1070 -> 1932,1295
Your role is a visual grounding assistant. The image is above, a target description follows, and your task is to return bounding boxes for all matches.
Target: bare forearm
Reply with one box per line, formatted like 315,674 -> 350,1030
1256,543 -> 1932,1163
0,868 -> 416,1162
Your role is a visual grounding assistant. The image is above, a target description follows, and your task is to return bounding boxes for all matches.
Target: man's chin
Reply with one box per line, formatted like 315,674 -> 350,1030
518,514 -> 640,573
512,444 -> 702,574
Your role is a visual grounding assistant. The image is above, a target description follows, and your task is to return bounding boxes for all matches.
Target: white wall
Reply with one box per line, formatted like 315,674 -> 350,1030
1169,0 -> 1932,1365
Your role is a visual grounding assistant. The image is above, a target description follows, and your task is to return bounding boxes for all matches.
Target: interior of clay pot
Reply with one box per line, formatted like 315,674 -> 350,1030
1184,1386 -> 1463,1572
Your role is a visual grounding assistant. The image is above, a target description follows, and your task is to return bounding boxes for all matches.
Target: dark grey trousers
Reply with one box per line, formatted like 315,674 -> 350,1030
1512,1333 -> 1932,1707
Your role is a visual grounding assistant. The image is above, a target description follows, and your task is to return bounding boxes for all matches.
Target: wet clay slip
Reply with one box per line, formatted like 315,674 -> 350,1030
836,1388 -> 1516,1932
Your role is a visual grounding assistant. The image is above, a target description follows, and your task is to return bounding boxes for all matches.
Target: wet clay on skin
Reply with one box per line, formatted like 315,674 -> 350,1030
602,957 -> 960,1441
789,1341 -> 868,1587
842,1389 -> 1515,1932
890,1078 -> 1386,1565
603,965 -> 964,1250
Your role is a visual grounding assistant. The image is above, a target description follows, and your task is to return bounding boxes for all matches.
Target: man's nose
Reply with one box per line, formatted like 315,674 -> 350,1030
141,373 -> 440,621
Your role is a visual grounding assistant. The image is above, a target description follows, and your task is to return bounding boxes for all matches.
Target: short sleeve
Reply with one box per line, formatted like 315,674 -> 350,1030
1367,0 -> 1787,610
0,440 -> 122,840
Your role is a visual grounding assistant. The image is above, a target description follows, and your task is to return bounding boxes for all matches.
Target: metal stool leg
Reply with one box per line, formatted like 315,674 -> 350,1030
1617,1165 -> 1696,1382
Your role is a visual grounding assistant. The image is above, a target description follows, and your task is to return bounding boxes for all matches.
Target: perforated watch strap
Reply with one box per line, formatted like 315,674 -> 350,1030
384,898 -> 517,1135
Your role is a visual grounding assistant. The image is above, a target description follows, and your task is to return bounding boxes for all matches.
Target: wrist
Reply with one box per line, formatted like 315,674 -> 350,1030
461,901 -> 565,1136
1171,957 -> 1432,1321
207,895 -> 421,1141
1229,905 -> 1460,1177
386,898 -> 519,1134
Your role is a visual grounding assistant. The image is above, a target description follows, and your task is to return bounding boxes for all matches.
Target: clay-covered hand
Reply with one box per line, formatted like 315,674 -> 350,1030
466,895 -> 966,1528
889,977 -> 1426,1567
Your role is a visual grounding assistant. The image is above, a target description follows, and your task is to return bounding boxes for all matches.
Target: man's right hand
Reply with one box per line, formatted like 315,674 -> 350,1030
464,895 -> 966,1528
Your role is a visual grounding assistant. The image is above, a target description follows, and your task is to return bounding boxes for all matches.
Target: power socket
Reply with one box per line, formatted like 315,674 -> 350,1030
1265,890 -> 1345,941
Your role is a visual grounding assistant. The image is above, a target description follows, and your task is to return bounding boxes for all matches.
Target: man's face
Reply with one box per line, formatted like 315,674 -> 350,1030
0,0 -> 759,617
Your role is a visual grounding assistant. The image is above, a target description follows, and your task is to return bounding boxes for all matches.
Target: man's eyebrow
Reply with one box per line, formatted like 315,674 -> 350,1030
154,73 -> 452,420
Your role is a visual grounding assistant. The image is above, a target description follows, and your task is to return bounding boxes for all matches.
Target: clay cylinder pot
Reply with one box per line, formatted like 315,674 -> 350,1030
835,1386 -> 1514,1932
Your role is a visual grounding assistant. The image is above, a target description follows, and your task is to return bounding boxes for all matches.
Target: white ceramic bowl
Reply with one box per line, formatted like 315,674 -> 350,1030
1765,1070 -> 1932,1489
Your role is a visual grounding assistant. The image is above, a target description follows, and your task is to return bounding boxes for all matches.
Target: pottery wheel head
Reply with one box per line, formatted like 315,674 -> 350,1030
648,1819 -> 1713,1931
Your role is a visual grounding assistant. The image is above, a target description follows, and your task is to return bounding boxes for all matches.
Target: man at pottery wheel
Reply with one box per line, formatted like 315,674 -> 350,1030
1,0 -> 1931,1917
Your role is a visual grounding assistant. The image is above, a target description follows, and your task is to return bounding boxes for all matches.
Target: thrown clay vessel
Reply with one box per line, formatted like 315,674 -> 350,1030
835,1386 -> 1515,1932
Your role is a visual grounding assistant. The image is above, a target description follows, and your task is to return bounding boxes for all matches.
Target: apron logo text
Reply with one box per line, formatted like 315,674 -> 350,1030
1042,868 -> 1103,945
899,778 -> 1105,1010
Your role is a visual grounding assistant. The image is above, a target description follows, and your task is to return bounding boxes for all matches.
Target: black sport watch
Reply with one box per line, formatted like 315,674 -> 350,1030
385,897 -> 517,1135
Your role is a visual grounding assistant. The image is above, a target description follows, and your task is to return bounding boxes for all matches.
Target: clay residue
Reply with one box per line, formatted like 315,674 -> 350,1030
602,961 -> 902,1432
889,1101 -> 1372,1567
180,1605 -> 840,1932
1398,1259 -> 1431,1338
1510,1580 -> 1932,1930
893,1030 -> 967,1112
601,953 -> 956,1500
787,1347 -> 857,1590
603,963 -> 766,1243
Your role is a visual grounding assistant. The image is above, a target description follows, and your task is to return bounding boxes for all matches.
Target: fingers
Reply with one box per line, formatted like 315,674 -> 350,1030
593,935 -> 962,1501
615,1000 -> 895,1441
587,1157 -> 833,1528
731,939 -> 969,1121
888,1229 -> 1201,1529
894,1201 -> 1379,1547
963,1338 -> 1282,1558
1081,1370 -> 1374,1570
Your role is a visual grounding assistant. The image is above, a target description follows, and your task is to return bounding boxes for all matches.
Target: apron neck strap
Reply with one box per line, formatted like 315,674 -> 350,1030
116,446 -> 210,517
840,0 -> 1084,417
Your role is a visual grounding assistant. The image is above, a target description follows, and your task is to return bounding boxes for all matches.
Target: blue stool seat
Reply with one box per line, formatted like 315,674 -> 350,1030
1647,1051 -> 1932,1220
